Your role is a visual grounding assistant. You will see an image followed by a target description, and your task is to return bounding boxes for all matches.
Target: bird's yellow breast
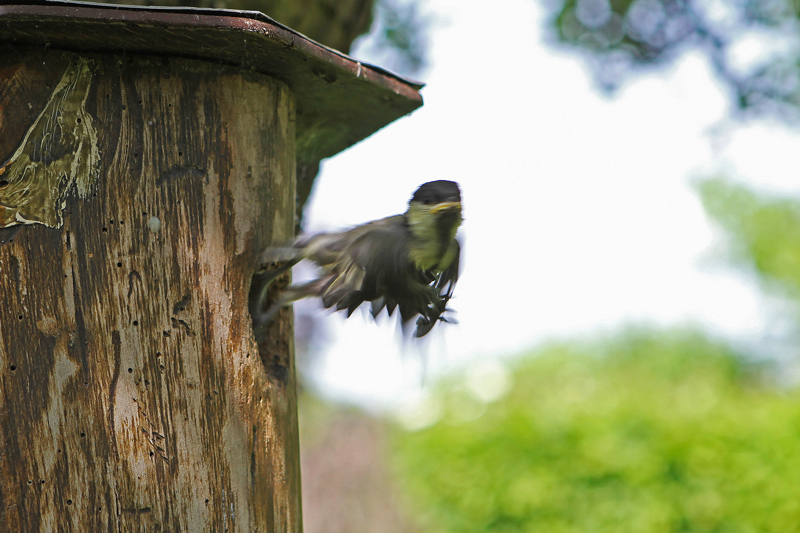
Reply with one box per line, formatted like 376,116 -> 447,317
406,202 -> 462,271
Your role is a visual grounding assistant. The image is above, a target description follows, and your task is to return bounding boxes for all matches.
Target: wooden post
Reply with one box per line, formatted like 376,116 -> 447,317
0,47 -> 300,531
0,4 -> 422,531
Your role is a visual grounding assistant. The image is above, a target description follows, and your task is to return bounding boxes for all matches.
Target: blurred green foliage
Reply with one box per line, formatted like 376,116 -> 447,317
390,180 -> 800,531
392,328 -> 800,532
545,0 -> 800,121
698,177 -> 800,300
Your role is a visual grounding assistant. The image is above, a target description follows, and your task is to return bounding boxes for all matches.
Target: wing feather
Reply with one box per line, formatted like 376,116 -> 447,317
255,215 -> 460,337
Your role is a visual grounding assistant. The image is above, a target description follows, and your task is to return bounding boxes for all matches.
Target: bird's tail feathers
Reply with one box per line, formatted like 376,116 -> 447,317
370,296 -> 399,318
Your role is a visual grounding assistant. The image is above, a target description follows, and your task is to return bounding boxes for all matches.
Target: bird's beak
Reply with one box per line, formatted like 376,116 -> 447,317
430,201 -> 461,214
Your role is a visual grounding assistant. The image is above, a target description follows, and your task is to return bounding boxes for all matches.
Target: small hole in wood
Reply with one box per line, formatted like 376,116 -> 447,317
80,433 -> 85,438
150,451 -> 154,457
144,379 -> 149,386
133,320 -> 138,326
178,152 -> 183,156
76,118 -> 81,123
10,365 -> 16,371
67,499 -> 73,505
102,228 -> 107,232
120,220 -> 125,225
27,480 -> 32,485
128,368 -> 133,374
18,315 -> 22,320
0,180 -> 9,187
117,262 -> 122,267
58,449 -> 62,453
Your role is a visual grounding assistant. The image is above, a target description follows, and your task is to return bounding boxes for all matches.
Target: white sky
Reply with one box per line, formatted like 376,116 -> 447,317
298,0 -> 800,409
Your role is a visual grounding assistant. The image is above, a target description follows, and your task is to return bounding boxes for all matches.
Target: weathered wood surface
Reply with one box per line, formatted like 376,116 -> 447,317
0,47 -> 301,531
0,1 -> 425,214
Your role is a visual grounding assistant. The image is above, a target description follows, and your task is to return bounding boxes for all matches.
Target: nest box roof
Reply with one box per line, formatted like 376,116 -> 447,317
0,0 -> 424,164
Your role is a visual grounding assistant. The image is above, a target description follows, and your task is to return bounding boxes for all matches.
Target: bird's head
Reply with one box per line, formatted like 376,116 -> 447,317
405,180 -> 463,247
407,179 -> 462,218
410,180 -> 461,208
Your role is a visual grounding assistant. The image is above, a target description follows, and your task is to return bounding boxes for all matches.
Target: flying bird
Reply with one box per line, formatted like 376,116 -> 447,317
250,180 -> 463,341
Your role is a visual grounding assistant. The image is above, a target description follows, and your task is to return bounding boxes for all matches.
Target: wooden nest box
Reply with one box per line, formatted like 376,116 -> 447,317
0,1 -> 422,530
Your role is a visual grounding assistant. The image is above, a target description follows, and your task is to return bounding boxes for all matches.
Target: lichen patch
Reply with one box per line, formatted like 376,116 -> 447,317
0,55 -> 101,228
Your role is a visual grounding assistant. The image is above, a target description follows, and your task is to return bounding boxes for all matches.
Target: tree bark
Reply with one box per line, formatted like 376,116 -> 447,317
0,47 -> 301,531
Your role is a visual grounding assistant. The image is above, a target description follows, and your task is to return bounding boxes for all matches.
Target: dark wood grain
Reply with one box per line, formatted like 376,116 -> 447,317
0,50 -> 300,531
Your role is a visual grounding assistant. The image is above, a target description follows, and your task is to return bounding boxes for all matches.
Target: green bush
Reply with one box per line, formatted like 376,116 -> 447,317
392,328 -> 800,532
698,177 -> 800,299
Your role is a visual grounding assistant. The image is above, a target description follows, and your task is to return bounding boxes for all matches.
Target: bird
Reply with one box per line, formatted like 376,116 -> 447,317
250,180 -> 463,341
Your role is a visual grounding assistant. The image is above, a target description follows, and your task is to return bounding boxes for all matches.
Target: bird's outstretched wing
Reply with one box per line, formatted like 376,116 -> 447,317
318,217 -> 438,326
253,215 -> 456,338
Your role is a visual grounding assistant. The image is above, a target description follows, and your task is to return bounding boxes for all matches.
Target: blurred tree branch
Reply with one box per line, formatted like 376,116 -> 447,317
545,0 -> 800,122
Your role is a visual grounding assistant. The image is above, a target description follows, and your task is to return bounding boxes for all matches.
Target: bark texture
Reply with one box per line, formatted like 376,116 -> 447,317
0,47 -> 301,531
